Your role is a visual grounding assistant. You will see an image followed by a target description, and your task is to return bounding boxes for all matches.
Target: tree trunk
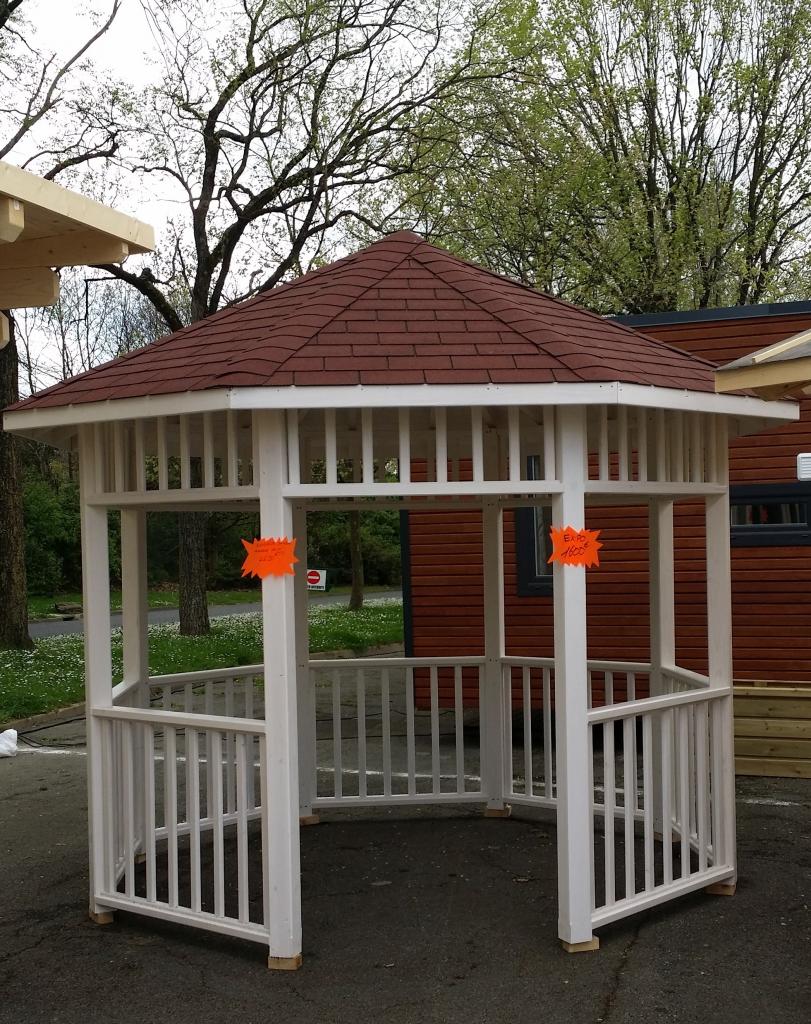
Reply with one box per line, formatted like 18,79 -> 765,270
0,314 -> 33,649
178,511 -> 210,635
348,510 -> 364,611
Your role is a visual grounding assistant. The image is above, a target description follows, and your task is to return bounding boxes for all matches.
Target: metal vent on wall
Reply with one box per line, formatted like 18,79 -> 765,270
798,453 -> 811,480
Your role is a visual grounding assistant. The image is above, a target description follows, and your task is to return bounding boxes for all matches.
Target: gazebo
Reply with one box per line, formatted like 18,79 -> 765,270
3,232 -> 797,968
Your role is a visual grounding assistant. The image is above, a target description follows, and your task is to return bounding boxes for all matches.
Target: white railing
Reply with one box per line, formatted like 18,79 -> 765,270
307,656 -> 486,807
100,657 -> 729,948
94,704 -> 267,946
587,687 -> 734,929
146,665 -> 264,720
502,657 -> 556,807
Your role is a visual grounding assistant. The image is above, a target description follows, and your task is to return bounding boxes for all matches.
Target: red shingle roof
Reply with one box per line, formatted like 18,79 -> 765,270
10,231 -> 716,411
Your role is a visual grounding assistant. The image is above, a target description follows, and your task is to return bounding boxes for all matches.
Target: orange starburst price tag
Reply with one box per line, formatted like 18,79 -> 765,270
240,537 -> 299,579
547,526 -> 603,568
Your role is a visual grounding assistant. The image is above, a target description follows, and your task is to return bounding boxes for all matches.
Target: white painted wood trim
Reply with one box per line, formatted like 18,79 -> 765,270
254,408 -> 302,962
4,382 -> 796,438
481,500 -> 506,810
551,405 -> 594,946
293,505 -> 315,817
79,425 -> 115,918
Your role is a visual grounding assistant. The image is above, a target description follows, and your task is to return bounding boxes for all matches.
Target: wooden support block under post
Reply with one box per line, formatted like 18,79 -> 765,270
89,910 -> 115,926
483,805 -> 511,818
268,954 -> 303,971
299,814 -> 320,826
562,937 -> 600,953
705,881 -> 736,896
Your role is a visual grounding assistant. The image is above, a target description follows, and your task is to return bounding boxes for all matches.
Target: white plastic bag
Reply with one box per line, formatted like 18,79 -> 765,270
0,729 -> 18,757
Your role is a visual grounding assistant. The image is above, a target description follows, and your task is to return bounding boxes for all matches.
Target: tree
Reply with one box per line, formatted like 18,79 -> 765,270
401,0 -> 811,313
0,0 -> 122,649
99,0 -> 505,634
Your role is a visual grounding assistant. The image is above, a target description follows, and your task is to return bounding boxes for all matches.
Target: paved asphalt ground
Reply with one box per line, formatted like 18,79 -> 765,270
1,710 -> 809,1024
28,589 -> 403,638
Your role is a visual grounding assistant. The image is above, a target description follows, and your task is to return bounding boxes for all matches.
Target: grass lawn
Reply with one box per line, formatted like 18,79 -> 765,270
0,600 -> 403,723
27,584 -> 396,619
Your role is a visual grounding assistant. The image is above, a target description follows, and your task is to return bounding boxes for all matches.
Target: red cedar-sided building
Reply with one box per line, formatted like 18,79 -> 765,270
403,301 -> 811,687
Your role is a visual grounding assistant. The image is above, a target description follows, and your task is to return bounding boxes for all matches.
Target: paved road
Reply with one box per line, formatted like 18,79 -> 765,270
2,723 -> 810,1023
28,589 -> 402,638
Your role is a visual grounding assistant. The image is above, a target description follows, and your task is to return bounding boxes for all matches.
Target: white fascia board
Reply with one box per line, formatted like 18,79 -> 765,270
3,379 -> 798,441
228,381 -> 621,409
3,388 -> 234,437
615,382 -> 798,422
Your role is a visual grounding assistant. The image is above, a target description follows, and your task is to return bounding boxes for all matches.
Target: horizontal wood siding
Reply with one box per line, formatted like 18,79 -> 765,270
407,313 -> 811,710
734,685 -> 811,777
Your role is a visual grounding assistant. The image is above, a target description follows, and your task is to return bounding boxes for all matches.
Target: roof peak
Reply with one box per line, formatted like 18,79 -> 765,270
9,232 -> 718,412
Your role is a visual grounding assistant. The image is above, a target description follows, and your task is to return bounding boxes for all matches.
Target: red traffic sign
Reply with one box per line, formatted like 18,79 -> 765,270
306,570 -> 321,585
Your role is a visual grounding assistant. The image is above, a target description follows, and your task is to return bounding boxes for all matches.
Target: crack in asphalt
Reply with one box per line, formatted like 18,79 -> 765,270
597,922 -> 642,1023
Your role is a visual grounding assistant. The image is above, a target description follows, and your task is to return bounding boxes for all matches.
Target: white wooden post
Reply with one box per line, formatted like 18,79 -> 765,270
120,508 -> 149,860
294,504 -> 318,825
552,405 -> 598,952
255,409 -> 303,970
481,498 -> 508,815
649,498 -> 675,837
78,425 -> 115,923
704,422 -> 737,894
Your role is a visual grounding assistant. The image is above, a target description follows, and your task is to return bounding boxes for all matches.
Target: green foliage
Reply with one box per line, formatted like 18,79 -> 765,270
0,601 -> 403,722
399,0 -> 811,312
307,510 -> 402,586
22,459 -> 81,595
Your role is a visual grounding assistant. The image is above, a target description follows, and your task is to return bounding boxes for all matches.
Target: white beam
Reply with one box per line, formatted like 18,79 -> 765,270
78,425 -> 115,919
481,500 -> 506,811
254,409 -> 302,969
705,421 -> 736,883
3,382 -> 798,442
551,405 -> 597,949
293,505 -> 316,821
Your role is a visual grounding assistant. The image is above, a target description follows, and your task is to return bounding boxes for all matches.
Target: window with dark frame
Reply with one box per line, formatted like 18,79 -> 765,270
729,482 -> 811,547
515,455 -> 553,596
515,480 -> 811,598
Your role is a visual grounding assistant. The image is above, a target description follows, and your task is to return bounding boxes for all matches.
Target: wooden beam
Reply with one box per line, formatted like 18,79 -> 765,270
0,197 -> 24,243
0,268 -> 59,308
0,312 -> 9,349
0,160 -> 154,252
0,230 -> 128,269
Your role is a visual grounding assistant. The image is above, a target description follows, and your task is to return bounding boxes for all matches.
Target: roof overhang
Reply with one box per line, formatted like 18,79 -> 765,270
0,161 -> 154,317
3,381 -> 798,449
716,328 -> 811,399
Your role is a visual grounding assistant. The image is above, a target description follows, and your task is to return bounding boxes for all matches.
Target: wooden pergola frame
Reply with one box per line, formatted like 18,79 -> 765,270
0,160 -> 154,333
4,380 -> 797,967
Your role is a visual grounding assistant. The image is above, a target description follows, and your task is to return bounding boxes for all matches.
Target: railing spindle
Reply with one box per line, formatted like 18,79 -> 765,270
357,668 -> 367,798
381,668 -> 392,797
406,666 -> 416,797
543,667 -> 553,798
603,722 -> 616,906
165,725 -> 179,907
332,670 -> 342,799
623,717 -> 635,900
430,665 -> 440,795
642,715 -> 654,891
523,667 -> 533,798
236,733 -> 250,923
187,728 -> 202,913
454,665 -> 465,795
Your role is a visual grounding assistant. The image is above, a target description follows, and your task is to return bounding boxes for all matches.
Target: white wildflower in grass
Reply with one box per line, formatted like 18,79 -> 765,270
0,601 -> 403,722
